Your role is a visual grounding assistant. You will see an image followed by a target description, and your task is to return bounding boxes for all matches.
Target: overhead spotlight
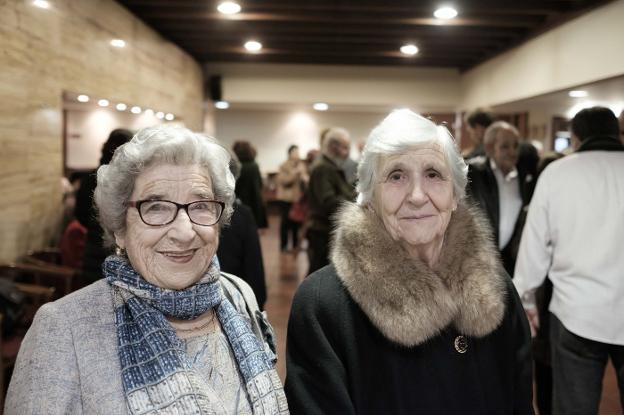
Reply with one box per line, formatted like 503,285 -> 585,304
434,6 -> 458,19
313,103 -> 329,111
116,103 -> 127,111
32,0 -> 50,9
156,111 -> 165,119
400,44 -> 419,56
98,99 -> 109,107
569,90 -> 588,98
77,94 -> 89,103
217,1 -> 241,14
130,106 -> 141,114
110,39 -> 126,48
144,109 -> 154,116
215,101 -> 230,109
244,40 -> 262,53
165,113 -> 175,121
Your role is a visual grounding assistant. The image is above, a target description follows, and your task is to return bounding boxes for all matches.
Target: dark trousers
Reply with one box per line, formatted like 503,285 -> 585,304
535,359 -> 552,415
550,313 -> 624,415
306,229 -> 329,276
278,201 -> 300,250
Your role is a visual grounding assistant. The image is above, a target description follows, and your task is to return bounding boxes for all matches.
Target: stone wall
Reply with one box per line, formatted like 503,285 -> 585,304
0,0 -> 204,262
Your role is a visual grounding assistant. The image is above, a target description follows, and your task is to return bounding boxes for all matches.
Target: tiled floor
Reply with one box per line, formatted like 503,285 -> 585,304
259,214 -> 621,414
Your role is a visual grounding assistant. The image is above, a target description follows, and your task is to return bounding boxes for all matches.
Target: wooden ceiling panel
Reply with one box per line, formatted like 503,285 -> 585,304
117,0 -> 614,70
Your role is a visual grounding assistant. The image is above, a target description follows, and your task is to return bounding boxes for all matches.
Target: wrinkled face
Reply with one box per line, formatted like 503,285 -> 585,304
331,136 -> 351,161
115,164 -> 219,290
373,145 -> 457,260
491,128 -> 519,175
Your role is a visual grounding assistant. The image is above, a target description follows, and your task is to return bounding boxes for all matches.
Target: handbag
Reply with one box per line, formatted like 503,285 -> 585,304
288,195 -> 308,223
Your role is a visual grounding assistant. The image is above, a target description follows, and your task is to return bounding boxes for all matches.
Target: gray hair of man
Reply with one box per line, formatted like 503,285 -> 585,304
356,109 -> 468,206
94,125 -> 236,248
321,127 -> 350,154
483,121 -> 520,151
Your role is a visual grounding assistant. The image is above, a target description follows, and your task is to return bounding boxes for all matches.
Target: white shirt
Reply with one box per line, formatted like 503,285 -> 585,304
513,151 -> 624,344
490,159 -> 523,250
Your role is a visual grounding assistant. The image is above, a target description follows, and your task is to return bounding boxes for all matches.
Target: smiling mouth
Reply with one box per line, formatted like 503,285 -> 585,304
159,249 -> 198,263
400,214 -> 434,220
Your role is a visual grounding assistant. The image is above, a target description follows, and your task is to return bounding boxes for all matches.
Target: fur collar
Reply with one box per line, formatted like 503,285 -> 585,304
330,202 -> 507,347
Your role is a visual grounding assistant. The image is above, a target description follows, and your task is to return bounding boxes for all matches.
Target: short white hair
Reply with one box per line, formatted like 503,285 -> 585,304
321,127 -> 350,153
356,109 -> 468,205
94,125 -> 235,247
483,121 -> 520,148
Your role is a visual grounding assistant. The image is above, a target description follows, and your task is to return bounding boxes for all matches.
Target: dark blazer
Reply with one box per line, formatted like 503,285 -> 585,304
285,266 -> 533,415
217,200 -> 267,309
467,158 -> 531,275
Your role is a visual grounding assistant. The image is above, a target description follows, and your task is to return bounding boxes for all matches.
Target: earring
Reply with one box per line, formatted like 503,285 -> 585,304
115,246 -> 126,256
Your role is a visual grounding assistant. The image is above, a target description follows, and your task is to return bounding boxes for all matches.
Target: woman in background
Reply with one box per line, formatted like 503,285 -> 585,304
276,145 -> 307,252
232,140 -> 268,229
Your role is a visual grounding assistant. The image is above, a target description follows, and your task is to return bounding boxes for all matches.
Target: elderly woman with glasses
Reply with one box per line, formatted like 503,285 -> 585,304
6,126 -> 289,414
284,110 -> 533,414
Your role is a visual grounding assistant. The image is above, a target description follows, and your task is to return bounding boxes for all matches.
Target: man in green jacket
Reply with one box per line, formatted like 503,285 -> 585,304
307,127 -> 356,275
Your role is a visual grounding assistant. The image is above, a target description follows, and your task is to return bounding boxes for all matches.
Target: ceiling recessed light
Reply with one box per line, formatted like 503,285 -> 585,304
400,44 -> 419,56
156,111 -> 165,119
130,106 -> 141,114
98,99 -> 109,107
215,101 -> 230,109
116,103 -> 127,111
217,1 -> 241,14
77,94 -> 89,103
569,90 -> 588,98
33,0 -> 50,9
313,103 -> 329,111
244,40 -> 262,53
144,109 -> 154,116
110,39 -> 126,48
434,6 -> 458,19
165,113 -> 175,121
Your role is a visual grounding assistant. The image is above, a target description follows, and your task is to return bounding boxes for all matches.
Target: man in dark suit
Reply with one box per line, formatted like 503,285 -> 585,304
467,121 -> 531,275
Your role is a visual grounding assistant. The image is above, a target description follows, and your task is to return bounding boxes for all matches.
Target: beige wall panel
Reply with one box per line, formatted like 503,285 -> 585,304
0,0 -> 204,262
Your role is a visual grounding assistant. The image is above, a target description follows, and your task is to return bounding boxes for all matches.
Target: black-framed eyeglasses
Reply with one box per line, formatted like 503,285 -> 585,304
128,199 -> 225,226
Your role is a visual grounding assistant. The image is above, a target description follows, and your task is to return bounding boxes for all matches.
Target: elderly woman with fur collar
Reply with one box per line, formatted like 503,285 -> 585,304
284,110 -> 533,414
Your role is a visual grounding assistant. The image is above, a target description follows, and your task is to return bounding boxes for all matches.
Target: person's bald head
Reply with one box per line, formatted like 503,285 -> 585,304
322,127 -> 351,161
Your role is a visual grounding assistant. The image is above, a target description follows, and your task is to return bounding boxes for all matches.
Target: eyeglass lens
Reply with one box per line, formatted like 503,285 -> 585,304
139,201 -> 222,225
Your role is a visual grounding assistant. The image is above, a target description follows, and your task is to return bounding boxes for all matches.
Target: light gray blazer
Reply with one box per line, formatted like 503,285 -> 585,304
5,276 -> 266,414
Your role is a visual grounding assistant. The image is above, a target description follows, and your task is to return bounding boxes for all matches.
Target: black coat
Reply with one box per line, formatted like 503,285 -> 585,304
285,202 -> 534,415
285,266 -> 533,415
235,161 -> 268,229
217,201 -> 267,309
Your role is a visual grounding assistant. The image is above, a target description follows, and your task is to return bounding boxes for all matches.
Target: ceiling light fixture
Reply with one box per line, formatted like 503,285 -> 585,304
156,111 -> 165,119
400,44 -> 419,56
165,113 -> 175,121
215,101 -> 230,109
569,90 -> 588,98
313,103 -> 329,111
217,1 -> 241,14
116,103 -> 127,111
33,0 -> 50,9
244,40 -> 262,53
434,6 -> 458,19
77,94 -> 89,103
110,39 -> 126,48
98,99 -> 109,107
130,106 -> 141,114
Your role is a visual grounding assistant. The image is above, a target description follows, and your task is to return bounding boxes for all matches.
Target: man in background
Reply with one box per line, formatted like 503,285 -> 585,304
306,127 -> 356,275
463,108 -> 494,160
514,107 -> 624,414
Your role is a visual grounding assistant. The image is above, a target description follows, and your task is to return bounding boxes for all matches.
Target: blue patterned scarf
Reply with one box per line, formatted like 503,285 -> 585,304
104,255 -> 288,414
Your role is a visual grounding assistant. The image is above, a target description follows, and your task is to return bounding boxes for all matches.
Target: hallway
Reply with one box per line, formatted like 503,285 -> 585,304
258,213 -> 621,414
